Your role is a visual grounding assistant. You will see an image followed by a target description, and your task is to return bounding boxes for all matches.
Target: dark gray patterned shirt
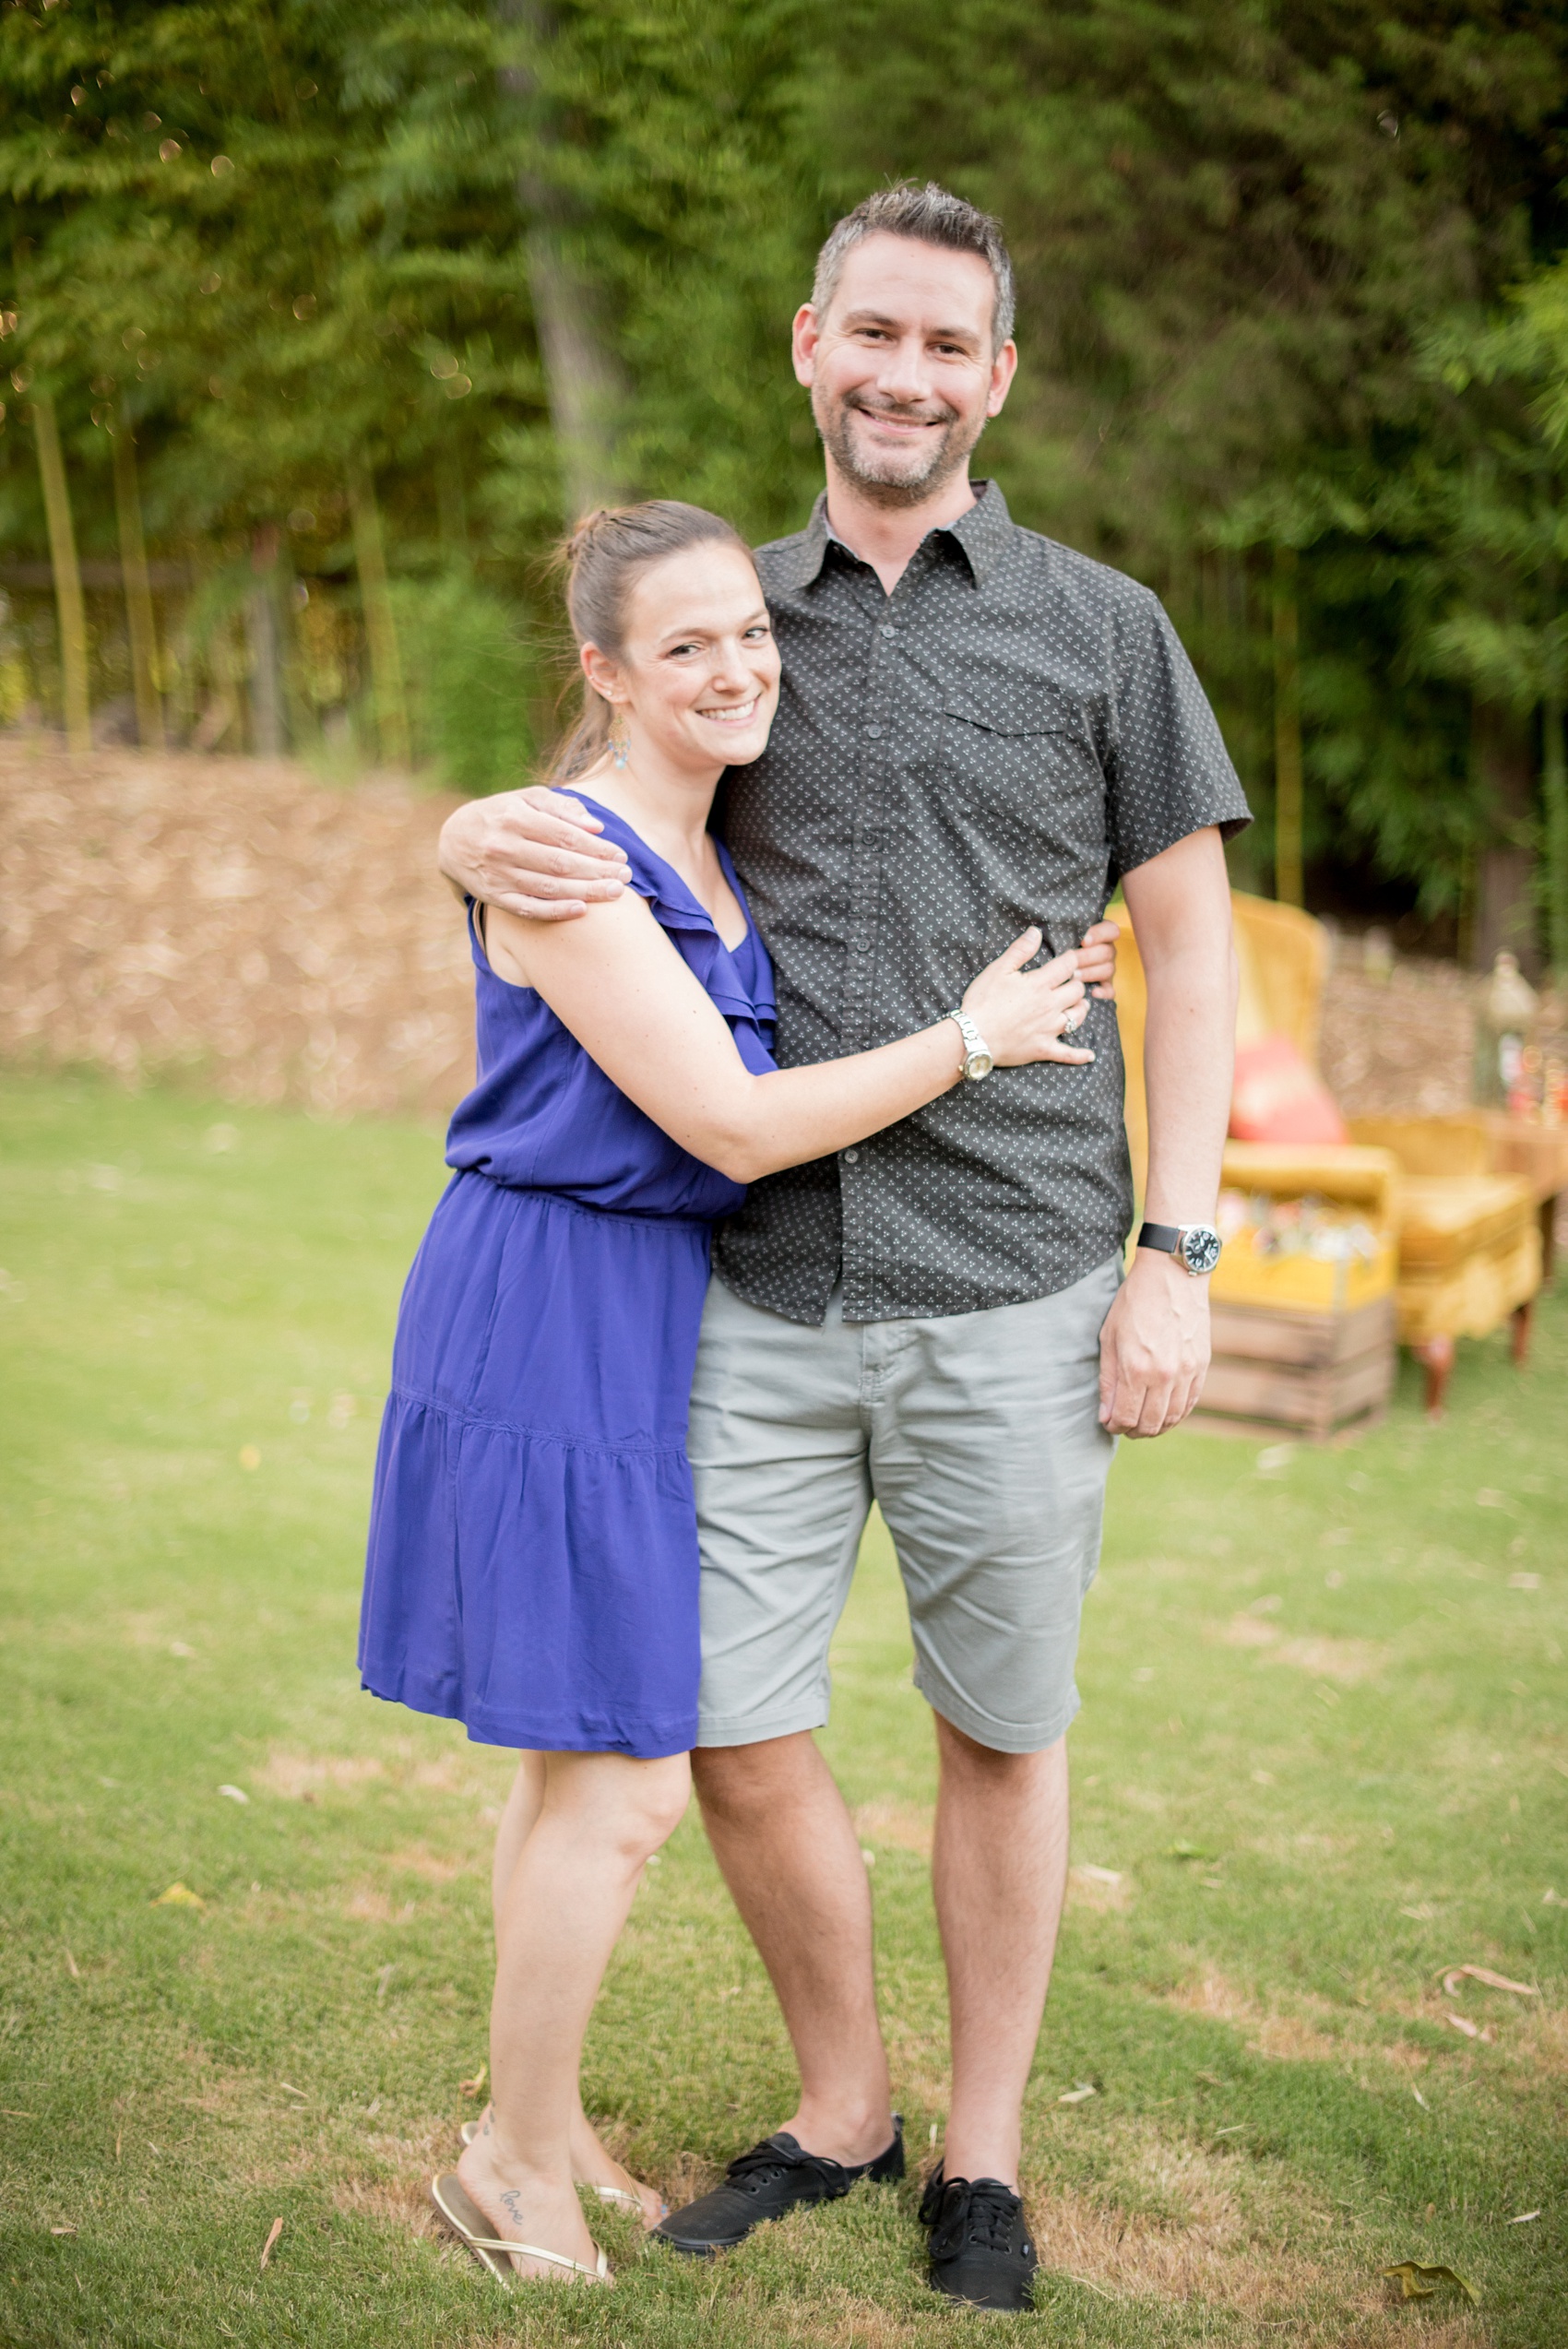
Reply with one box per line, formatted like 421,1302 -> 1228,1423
713,481 -> 1251,1326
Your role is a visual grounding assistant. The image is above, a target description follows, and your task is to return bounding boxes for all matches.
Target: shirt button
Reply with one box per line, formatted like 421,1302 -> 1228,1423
865,722 -> 884,739
842,1148 -> 860,1164
880,623 -> 897,638
854,937 -> 874,953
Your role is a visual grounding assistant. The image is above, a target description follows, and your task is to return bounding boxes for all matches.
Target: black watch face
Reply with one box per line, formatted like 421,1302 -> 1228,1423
1182,1227 -> 1222,1275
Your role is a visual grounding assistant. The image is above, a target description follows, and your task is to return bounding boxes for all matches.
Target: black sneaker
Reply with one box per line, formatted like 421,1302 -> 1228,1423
654,2118 -> 905,2256
921,2166 -> 1038,2313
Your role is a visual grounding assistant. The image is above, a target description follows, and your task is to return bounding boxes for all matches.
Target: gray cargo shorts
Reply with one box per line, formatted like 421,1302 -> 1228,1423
688,1256 -> 1121,1755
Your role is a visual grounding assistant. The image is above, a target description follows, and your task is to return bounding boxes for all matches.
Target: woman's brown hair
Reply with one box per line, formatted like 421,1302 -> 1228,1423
547,500 -> 755,781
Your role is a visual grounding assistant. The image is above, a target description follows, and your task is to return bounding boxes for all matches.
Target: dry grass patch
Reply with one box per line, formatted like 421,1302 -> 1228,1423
1218,1615 -> 1388,1684
256,1750 -> 387,1799
1067,1862 -> 1134,1913
385,1845 -> 477,1884
851,1800 -> 933,1856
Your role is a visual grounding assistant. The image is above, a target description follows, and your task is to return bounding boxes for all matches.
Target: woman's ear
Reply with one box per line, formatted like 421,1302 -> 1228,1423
580,642 -> 624,706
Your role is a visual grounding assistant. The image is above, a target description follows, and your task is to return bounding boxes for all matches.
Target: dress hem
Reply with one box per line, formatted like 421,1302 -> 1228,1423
360,1672 -> 695,1762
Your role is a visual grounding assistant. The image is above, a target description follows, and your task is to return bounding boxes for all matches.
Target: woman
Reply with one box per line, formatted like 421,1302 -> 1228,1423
359,500 -> 1111,2287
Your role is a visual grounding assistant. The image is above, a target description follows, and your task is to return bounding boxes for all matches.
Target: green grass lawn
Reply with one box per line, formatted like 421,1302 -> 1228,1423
1,1071 -> 1563,2349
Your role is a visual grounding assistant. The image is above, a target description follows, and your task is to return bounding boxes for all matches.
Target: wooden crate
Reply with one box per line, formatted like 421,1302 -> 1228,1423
1193,1293 -> 1397,1443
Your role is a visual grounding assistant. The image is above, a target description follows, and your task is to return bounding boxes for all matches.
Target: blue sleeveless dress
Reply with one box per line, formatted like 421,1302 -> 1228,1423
359,800 -> 776,1759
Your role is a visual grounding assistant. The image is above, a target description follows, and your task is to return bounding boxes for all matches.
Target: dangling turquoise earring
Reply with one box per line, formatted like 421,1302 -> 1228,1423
609,706 -> 630,769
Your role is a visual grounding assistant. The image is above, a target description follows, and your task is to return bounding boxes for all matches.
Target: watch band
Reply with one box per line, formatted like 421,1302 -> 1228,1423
1138,1222 -> 1183,1255
944,1009 -> 993,1079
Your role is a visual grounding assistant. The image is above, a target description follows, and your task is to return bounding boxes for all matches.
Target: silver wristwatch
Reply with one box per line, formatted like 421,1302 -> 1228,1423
1137,1221 -> 1223,1276
945,1009 -> 994,1082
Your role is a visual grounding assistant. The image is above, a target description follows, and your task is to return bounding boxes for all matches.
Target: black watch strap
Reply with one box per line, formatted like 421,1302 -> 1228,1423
1137,1221 -> 1182,1255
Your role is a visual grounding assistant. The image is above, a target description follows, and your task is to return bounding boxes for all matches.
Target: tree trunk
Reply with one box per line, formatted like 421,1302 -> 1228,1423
112,410 -> 165,750
1542,688 -> 1568,984
30,395 -> 91,753
1272,543 -> 1303,908
245,528 -> 285,758
348,464 -> 410,769
1471,697 -> 1538,974
496,2 -> 627,517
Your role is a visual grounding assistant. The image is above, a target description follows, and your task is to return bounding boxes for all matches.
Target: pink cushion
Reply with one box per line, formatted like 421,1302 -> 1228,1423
1229,1036 -> 1349,1146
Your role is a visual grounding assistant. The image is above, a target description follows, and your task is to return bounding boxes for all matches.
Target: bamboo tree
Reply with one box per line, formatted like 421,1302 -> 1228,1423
1272,544 -> 1303,907
1543,687 -> 1568,982
348,463 -> 411,769
30,396 -> 91,753
497,0 -> 627,516
245,528 -> 285,758
111,410 -> 165,750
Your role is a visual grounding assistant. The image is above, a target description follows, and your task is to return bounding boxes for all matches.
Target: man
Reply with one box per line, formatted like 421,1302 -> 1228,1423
439,182 -> 1248,2313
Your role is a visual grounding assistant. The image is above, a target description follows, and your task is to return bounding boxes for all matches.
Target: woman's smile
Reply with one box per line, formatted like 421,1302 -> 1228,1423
696,696 -> 762,726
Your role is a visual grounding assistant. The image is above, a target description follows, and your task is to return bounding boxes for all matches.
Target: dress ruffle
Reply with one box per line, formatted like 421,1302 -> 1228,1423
362,1390 -> 700,1755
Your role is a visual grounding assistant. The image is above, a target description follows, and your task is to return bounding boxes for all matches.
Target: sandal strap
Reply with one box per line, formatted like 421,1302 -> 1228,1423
458,2234 -> 604,2276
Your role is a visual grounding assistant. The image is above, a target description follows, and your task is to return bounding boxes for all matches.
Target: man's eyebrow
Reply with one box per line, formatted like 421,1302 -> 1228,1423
836,307 -> 984,347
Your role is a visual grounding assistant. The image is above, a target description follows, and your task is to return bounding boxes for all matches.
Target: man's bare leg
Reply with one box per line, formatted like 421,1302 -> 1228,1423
692,1732 -> 894,2165
932,1718 -> 1069,2189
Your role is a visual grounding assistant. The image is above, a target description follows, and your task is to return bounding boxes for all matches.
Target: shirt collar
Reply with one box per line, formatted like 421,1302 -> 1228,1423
769,478 -> 1014,592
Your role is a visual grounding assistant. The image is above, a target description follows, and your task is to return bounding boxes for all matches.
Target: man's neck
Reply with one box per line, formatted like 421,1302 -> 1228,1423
821,460 -> 979,596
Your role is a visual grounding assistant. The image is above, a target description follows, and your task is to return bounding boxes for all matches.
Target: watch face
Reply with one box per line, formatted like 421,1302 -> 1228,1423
1181,1226 -> 1222,1275
964,1050 -> 994,1082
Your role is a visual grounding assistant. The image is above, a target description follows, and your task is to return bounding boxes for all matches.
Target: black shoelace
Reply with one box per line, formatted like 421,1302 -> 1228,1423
950,2180 -> 1021,2253
724,2137 -> 810,2192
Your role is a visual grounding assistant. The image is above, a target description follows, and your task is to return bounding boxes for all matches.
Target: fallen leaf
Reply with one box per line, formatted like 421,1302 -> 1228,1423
1213,2124 -> 1245,2137
50,2224 -> 77,2236
152,1882 -> 204,1909
1412,2088 -> 1430,2109
1,2109 -> 39,2118
1440,1963 -> 1537,1998
1057,2082 -> 1097,2105
1438,2011 -> 1494,2047
279,2082 -> 306,2098
64,1947 -> 79,1979
1507,2210 -> 1540,2225
217,1784 -> 249,1804
1382,2261 -> 1479,2307
458,2062 -> 487,2099
259,2216 -> 283,2272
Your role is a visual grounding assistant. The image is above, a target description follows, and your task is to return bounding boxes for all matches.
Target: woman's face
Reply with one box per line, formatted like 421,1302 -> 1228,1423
583,541 -> 780,773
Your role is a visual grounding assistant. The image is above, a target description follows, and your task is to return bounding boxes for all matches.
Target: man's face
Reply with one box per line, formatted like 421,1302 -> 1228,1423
792,234 -> 1017,508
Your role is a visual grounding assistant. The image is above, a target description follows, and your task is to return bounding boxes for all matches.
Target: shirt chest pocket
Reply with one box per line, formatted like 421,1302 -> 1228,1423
938,703 -> 1104,837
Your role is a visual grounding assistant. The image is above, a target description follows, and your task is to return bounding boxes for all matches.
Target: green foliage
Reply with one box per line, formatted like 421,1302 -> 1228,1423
1,2 -> 1567,924
3,1070 -> 1567,2344
387,569 -> 538,795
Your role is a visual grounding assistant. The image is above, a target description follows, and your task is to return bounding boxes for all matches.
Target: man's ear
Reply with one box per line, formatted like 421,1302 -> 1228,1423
790,303 -> 820,389
986,340 -> 1019,420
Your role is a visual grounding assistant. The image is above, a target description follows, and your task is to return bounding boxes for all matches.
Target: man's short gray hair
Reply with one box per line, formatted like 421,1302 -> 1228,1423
811,182 -> 1016,354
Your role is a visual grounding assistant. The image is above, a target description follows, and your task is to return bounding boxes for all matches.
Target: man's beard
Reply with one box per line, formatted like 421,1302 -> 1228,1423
814,386 -> 985,508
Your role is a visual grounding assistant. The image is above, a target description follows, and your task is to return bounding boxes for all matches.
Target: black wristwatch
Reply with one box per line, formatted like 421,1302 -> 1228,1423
1137,1221 -> 1222,1277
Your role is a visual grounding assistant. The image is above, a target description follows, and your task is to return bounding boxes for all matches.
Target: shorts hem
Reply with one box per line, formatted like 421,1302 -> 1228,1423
694,1697 -> 830,1750
916,1671 -> 1081,1756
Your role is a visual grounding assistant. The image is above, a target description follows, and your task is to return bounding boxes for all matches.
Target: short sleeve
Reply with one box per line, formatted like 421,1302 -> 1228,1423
1104,587 -> 1252,884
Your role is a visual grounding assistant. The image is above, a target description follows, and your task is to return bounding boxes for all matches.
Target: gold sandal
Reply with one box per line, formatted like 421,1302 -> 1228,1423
458,2115 -> 664,2218
430,2174 -> 611,2284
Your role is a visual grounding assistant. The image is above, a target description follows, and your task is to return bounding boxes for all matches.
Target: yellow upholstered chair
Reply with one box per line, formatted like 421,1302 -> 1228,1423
1114,892 -> 1539,1413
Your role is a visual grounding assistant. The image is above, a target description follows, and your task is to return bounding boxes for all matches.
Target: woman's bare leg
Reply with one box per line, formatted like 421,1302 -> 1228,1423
484,1753 -> 668,2224
457,1750 -> 689,2276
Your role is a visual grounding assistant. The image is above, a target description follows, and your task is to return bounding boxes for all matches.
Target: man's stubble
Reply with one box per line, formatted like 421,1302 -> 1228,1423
813,385 -> 988,511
